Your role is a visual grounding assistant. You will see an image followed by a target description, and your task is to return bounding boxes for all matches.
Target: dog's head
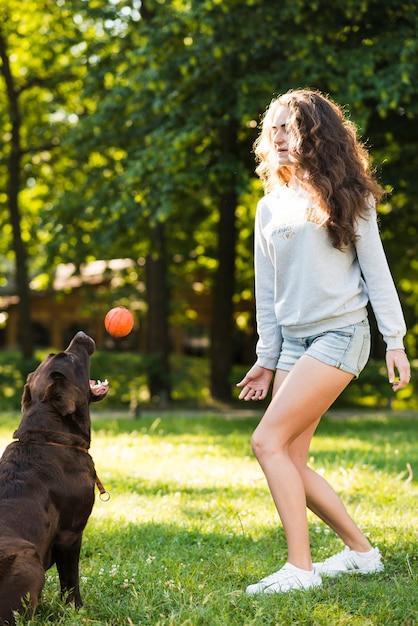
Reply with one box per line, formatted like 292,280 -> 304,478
15,332 -> 109,442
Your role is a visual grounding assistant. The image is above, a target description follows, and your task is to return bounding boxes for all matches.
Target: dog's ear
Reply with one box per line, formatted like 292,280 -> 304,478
22,383 -> 32,408
21,372 -> 34,408
50,371 -> 65,383
43,372 -> 77,416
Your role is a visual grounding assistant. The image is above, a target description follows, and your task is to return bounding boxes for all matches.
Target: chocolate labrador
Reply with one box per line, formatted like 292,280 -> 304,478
0,331 -> 109,624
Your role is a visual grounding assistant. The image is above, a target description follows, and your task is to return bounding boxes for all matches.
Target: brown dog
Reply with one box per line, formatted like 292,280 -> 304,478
0,331 -> 109,624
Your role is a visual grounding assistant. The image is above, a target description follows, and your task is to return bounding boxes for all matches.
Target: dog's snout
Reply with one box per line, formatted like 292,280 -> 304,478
74,331 -> 90,343
66,332 -> 96,356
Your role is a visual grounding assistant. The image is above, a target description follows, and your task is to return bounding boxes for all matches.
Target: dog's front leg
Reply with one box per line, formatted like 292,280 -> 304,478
53,540 -> 83,608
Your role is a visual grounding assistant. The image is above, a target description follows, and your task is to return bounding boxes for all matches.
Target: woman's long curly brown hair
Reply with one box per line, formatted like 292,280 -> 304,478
254,89 -> 384,249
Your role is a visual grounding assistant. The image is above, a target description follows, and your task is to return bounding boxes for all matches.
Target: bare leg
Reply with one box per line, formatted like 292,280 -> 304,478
251,355 -> 370,571
300,468 -> 371,551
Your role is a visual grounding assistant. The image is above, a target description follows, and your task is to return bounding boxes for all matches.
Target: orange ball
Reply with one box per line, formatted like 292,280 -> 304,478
104,307 -> 134,337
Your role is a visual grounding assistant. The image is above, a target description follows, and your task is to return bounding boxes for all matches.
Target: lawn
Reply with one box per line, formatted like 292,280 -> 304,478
0,409 -> 417,625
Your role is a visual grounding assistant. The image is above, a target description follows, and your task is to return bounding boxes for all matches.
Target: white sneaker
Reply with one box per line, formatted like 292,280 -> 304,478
313,546 -> 384,577
245,562 -> 322,595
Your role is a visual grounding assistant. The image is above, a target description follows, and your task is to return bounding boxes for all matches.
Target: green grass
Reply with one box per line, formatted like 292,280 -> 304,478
0,409 -> 417,625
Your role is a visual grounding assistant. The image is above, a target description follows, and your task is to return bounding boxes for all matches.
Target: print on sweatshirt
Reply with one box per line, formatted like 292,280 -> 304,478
272,206 -> 327,240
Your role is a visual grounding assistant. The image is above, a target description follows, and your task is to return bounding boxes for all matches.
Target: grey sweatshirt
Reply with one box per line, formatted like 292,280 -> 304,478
254,184 -> 407,370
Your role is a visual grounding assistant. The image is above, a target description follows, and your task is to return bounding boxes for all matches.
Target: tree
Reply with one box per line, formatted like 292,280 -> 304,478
2,0 -> 418,403
0,30 -> 33,357
0,0 -> 97,357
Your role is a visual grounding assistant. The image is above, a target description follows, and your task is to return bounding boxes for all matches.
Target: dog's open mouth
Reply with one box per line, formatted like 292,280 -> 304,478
89,379 -> 109,397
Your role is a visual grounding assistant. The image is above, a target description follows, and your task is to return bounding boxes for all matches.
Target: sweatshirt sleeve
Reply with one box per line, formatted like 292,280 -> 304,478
254,199 -> 283,369
355,204 -> 406,350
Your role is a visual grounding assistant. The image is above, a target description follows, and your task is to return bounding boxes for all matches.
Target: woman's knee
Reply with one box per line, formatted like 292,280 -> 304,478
251,430 -> 312,470
251,428 -> 281,460
250,431 -> 262,458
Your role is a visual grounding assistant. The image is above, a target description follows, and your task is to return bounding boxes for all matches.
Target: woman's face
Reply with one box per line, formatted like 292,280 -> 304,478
271,105 -> 293,166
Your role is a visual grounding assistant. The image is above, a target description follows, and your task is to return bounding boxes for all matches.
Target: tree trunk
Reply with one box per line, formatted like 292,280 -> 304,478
209,108 -> 239,403
0,32 -> 33,359
145,222 -> 171,404
209,188 -> 238,401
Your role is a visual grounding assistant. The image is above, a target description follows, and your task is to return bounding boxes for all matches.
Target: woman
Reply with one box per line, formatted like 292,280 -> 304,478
237,89 -> 410,594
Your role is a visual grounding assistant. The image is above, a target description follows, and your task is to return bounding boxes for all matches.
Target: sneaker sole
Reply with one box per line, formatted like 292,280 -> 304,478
318,564 -> 384,577
246,579 -> 322,594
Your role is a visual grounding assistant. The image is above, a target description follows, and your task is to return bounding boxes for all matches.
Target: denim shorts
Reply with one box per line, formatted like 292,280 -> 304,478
276,319 -> 371,378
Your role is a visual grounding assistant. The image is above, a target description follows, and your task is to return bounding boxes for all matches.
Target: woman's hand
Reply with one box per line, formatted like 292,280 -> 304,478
236,364 -> 274,401
386,349 -> 411,391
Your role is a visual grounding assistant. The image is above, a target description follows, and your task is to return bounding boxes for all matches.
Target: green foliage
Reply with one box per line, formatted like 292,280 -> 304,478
5,0 -> 417,282
0,411 -> 416,625
0,350 -> 212,412
1,0 -> 418,367
1,349 -> 417,412
0,0 -> 94,269
0,350 -> 42,410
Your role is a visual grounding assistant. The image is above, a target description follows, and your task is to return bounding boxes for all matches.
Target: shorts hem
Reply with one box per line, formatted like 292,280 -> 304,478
277,351 -> 361,378
305,351 -> 360,378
